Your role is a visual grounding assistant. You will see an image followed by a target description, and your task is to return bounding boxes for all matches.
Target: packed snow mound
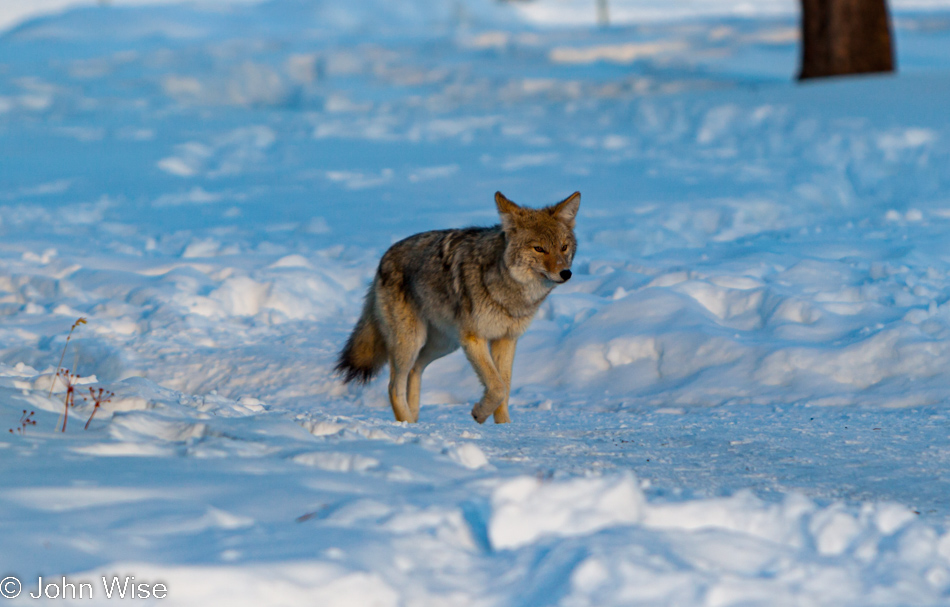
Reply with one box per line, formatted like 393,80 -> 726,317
82,562 -> 400,607
55,473 -> 950,606
490,474 -> 645,549
487,474 -> 945,606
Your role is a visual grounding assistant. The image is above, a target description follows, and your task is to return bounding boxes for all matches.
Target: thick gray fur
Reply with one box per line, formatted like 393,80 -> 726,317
336,191 -> 580,424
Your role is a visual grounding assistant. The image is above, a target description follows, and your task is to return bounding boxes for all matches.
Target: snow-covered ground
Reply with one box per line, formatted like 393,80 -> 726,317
4,1 -> 950,605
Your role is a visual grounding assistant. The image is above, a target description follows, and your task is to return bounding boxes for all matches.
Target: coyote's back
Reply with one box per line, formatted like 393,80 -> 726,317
337,191 -> 580,424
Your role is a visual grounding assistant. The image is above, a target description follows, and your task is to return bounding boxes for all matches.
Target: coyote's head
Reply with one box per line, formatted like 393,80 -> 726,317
496,191 -> 580,286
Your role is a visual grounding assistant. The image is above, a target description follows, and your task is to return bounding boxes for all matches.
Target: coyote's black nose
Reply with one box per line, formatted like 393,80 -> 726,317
560,269 -> 572,281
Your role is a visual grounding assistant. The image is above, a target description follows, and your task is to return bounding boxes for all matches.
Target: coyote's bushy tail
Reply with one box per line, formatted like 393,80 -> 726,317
336,286 -> 387,384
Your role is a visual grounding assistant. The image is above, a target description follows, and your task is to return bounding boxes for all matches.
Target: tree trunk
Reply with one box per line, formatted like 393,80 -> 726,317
596,0 -> 610,27
799,0 -> 895,80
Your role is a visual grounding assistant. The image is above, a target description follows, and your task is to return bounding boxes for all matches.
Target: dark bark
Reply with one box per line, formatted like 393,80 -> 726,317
799,0 -> 895,80
596,0 -> 610,26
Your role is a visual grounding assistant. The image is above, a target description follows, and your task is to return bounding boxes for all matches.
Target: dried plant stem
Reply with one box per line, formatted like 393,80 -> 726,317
8,410 -> 36,435
83,407 -> 96,430
61,393 -> 69,432
49,318 -> 86,399
84,388 -> 113,430
56,370 -> 78,433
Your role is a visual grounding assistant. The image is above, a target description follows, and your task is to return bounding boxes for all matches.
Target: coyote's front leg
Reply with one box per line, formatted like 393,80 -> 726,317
461,334 -> 507,424
490,337 -> 516,424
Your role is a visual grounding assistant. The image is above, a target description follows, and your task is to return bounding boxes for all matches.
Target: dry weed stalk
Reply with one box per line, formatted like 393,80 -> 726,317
58,369 -> 80,432
84,387 -> 114,430
9,409 -> 36,435
48,317 -> 86,398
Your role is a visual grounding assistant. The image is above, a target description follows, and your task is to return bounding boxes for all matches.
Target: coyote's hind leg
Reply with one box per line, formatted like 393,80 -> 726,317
377,289 -> 426,423
407,329 -> 457,422
388,353 -> 418,422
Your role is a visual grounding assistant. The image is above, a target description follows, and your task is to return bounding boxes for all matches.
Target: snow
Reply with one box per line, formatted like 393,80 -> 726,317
3,0 -> 950,604
514,0 -> 950,26
489,474 -> 645,549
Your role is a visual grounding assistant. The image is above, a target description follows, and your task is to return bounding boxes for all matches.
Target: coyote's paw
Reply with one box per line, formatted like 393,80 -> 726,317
472,391 -> 505,424
471,406 -> 491,424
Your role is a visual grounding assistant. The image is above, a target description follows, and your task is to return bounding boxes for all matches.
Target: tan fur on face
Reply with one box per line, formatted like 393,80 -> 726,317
497,192 -> 578,285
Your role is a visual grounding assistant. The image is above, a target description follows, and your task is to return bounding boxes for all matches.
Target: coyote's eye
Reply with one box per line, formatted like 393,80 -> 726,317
561,244 -> 568,252
534,246 -> 546,253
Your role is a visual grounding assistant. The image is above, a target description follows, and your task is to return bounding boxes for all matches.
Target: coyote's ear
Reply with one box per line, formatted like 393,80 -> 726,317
550,191 -> 581,228
495,191 -> 520,232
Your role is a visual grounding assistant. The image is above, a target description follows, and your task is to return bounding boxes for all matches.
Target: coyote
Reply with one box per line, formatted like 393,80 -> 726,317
336,191 -> 580,424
